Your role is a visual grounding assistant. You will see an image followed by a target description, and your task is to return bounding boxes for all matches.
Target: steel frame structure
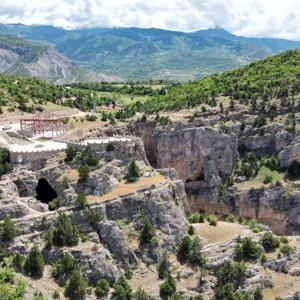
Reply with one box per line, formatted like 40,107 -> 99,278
20,113 -> 65,138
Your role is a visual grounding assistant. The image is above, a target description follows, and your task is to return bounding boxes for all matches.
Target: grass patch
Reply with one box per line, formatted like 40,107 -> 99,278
237,166 -> 284,190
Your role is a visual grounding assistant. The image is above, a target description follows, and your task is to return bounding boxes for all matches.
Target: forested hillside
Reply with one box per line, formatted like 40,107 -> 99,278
1,24 -> 300,81
135,49 -> 300,113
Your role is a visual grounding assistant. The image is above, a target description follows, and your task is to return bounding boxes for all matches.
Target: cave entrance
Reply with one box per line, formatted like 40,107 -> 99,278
36,178 -> 58,205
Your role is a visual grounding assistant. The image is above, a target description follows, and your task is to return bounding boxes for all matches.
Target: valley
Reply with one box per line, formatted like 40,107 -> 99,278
0,39 -> 299,300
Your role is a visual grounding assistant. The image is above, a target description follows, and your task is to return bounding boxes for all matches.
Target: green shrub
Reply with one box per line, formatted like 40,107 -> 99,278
261,232 -> 280,252
49,196 -> 63,211
187,213 -> 204,224
84,207 -> 103,229
263,175 -> 273,184
126,161 -> 140,183
134,287 -> 149,300
188,225 -> 195,236
280,244 -> 294,256
112,274 -> 132,300
157,251 -> 171,279
106,143 -> 116,152
280,236 -> 289,244
234,237 -> 262,261
78,164 -> 90,183
1,215 -> 17,242
0,148 -> 13,177
53,213 -> 79,247
159,273 -> 176,300
95,278 -> 110,298
52,253 -> 78,286
207,214 -> 218,226
177,235 -> 192,262
65,147 -> 76,162
12,253 -> 25,272
75,193 -> 87,209
189,236 -> 206,267
64,269 -> 87,300
86,114 -> 97,121
139,217 -> 156,245
24,245 -> 44,278
226,214 -> 236,223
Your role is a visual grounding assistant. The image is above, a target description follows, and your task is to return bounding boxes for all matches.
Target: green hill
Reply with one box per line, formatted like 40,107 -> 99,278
136,49 -> 300,113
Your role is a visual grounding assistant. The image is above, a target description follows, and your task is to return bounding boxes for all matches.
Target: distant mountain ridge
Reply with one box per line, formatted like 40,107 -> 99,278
0,33 -> 120,84
0,24 -> 299,81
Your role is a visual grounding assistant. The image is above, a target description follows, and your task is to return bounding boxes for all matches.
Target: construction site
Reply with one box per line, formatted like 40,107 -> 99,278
0,112 -> 83,164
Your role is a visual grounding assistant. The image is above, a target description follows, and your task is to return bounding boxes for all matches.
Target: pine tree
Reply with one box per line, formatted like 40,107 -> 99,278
139,217 -> 155,245
75,193 -> 87,209
24,245 -> 44,278
189,237 -> 206,267
177,235 -> 192,262
53,213 -> 79,247
65,146 -> 76,162
126,161 -> 140,183
1,215 -> 16,242
78,164 -> 90,183
64,269 -> 87,300
157,251 -> 171,279
159,273 -> 176,300
95,278 -> 110,298
112,274 -> 132,300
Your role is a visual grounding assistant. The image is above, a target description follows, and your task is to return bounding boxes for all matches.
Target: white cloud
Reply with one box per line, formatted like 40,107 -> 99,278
0,0 -> 299,40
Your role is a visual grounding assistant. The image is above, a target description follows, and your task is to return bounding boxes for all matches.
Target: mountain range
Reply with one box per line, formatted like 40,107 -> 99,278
0,24 -> 300,82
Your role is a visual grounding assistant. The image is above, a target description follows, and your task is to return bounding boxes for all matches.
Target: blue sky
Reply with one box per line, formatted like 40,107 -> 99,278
0,0 -> 299,40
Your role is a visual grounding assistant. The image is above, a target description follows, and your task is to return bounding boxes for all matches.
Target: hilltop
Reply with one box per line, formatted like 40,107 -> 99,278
0,24 -> 300,81
134,49 -> 300,113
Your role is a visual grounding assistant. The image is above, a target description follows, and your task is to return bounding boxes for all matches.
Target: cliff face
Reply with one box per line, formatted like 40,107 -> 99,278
135,122 -> 239,186
135,121 -> 300,234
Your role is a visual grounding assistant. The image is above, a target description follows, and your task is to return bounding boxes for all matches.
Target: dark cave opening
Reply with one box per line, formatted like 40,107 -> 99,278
36,178 -> 58,205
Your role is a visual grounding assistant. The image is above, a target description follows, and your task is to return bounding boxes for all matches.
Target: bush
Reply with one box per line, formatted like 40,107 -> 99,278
126,161 -> 140,182
106,142 -> 116,152
65,147 -> 76,162
75,193 -> 87,209
43,229 -> 54,249
263,175 -> 273,184
53,213 -> 79,247
207,214 -> 218,226
188,225 -> 195,236
52,253 -> 78,286
187,213 -> 204,224
84,207 -> 103,229
234,237 -> 262,261
64,269 -> 87,300
226,214 -> 236,223
159,273 -> 176,300
82,147 -> 98,167
24,245 -> 44,278
1,215 -> 17,242
95,278 -> 110,298
86,114 -> 97,121
189,236 -> 206,267
49,196 -> 63,211
78,164 -> 90,183
177,235 -> 192,262
134,287 -> 149,300
261,232 -> 280,252
157,251 -> 171,279
0,148 -> 13,177
139,217 -> 156,245
215,261 -> 246,289
112,274 -> 132,300
280,244 -> 294,256
12,253 -> 25,272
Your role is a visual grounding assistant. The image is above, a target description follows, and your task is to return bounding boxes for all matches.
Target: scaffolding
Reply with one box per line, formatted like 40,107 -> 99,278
20,113 -> 65,138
